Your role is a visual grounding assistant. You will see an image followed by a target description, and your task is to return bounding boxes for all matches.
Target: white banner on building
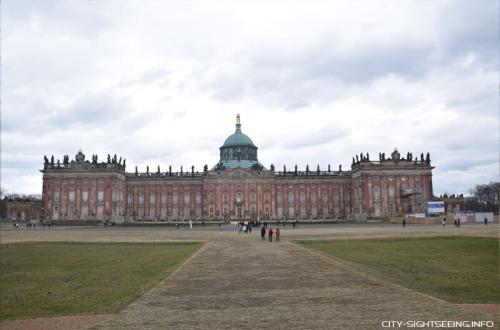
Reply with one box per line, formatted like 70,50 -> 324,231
427,201 -> 445,214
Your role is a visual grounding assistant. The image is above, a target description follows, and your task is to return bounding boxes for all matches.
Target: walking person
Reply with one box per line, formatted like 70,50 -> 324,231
268,227 -> 273,242
275,227 -> 281,242
261,226 -> 266,241
457,217 -> 461,228
484,217 -> 488,226
403,219 -> 406,228
442,217 -> 446,227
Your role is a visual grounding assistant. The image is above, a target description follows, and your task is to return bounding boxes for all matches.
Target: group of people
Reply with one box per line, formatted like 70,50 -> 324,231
442,216 -> 489,227
238,221 -> 253,234
260,225 -> 280,242
11,222 -> 55,229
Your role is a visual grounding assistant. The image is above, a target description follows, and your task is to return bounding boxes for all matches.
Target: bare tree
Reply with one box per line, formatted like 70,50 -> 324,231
470,182 -> 500,213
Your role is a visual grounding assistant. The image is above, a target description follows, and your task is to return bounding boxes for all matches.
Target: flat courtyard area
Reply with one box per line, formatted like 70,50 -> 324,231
1,223 -> 498,329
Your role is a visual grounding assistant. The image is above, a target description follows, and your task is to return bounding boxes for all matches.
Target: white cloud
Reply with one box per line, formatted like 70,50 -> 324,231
1,0 -> 497,196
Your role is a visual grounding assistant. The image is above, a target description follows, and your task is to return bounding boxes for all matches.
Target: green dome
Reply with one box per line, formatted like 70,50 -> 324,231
212,114 -> 265,171
222,131 -> 255,147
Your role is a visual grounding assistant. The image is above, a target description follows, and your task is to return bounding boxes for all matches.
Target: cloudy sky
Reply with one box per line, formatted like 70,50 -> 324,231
1,0 -> 498,196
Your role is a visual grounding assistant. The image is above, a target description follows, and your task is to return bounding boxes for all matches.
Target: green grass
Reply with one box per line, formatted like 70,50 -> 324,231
298,237 -> 499,304
0,241 -> 203,321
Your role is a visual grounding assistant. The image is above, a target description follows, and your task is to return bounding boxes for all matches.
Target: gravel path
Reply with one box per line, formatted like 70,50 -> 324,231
93,233 -> 493,329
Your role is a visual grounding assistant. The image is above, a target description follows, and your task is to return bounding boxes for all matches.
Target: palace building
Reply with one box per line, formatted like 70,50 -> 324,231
41,115 -> 434,223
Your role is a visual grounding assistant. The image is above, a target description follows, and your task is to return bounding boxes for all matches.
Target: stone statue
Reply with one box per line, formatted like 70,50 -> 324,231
270,164 -> 275,172
306,165 -> 309,174
44,155 -> 49,164
157,165 -> 161,174
328,164 -> 331,172
294,165 -> 298,175
135,166 -> 138,175
51,155 -> 54,165
366,153 -> 369,161
146,165 -> 149,174
107,154 -> 111,163
180,166 -> 183,174
360,153 -> 364,161
119,157 -> 122,165
382,153 -> 385,160
339,164 -> 342,172
352,157 -> 355,165
123,159 -> 126,167
426,152 -> 430,163
283,165 -> 286,174
356,155 -> 359,163
57,159 -> 60,167
169,165 -> 172,175
204,164 -> 208,172
317,164 -> 320,174
191,165 -> 194,175
420,153 -> 424,162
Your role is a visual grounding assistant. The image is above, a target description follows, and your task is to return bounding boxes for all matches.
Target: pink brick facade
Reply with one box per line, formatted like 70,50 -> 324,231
41,151 -> 433,222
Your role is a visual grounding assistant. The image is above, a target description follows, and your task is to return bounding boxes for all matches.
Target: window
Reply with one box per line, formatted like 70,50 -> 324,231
82,191 -> 88,203
251,192 -> 256,203
265,192 -> 270,204
223,192 -> 228,204
209,192 -> 215,204
98,191 -> 104,203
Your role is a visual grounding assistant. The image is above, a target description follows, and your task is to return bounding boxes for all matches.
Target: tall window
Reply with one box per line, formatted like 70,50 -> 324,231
69,191 -> 75,218
82,190 -> 89,220
127,193 -> 133,216
149,194 -> 156,218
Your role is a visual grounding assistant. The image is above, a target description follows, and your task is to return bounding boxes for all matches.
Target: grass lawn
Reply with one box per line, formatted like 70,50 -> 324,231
0,241 -> 203,321
298,236 -> 499,304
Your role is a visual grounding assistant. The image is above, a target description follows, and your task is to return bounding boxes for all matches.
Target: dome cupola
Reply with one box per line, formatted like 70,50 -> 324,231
213,114 -> 265,170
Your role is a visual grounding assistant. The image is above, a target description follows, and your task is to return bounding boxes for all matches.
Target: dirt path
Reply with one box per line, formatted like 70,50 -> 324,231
94,234 -> 492,329
0,315 -> 113,330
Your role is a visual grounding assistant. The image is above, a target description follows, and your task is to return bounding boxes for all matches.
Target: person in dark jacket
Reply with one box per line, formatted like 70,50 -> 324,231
261,226 -> 266,241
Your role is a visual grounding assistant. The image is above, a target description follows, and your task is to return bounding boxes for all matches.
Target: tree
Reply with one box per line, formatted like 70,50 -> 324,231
470,182 -> 500,213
